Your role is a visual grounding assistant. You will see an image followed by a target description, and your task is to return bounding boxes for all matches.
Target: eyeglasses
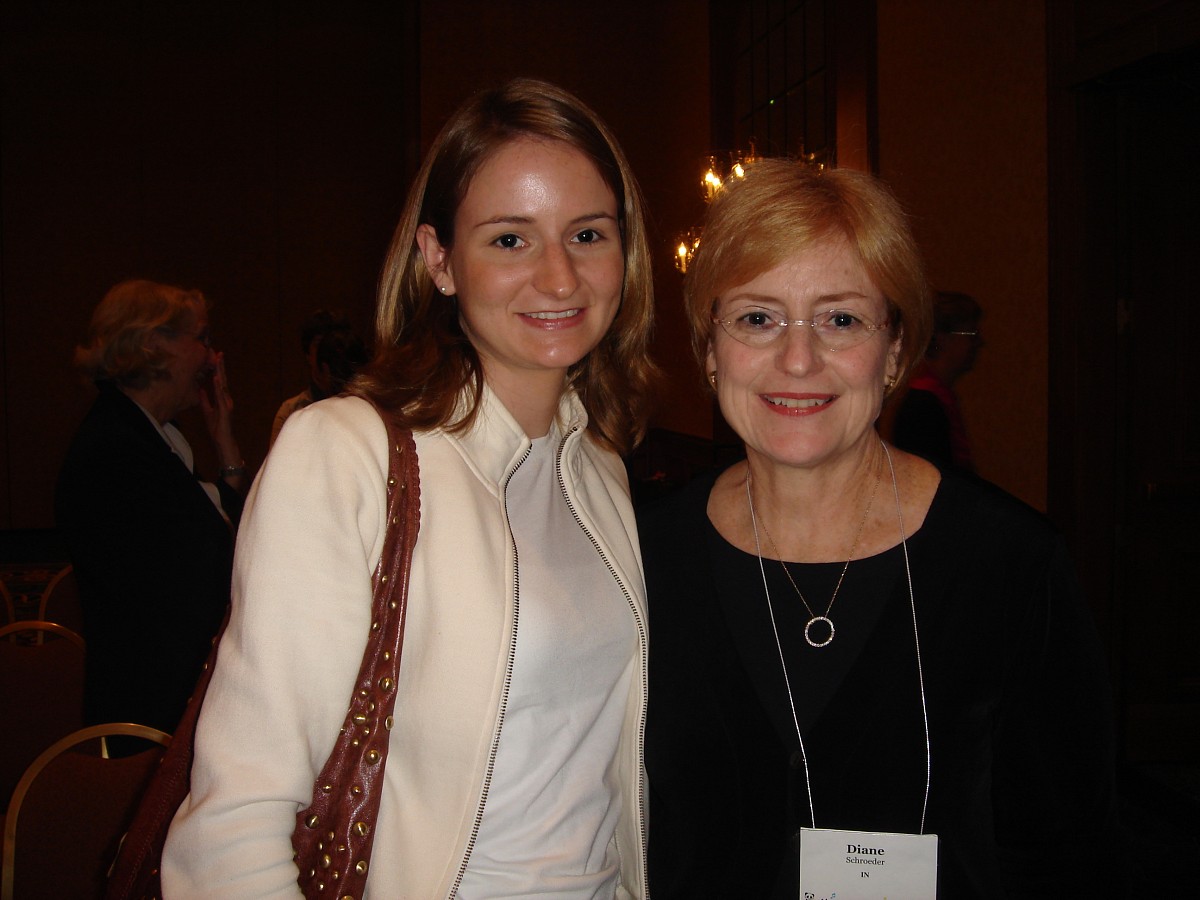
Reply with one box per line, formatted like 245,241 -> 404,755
712,306 -> 889,351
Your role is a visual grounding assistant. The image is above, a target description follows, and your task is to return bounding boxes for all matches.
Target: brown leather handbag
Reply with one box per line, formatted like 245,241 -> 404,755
106,413 -> 420,900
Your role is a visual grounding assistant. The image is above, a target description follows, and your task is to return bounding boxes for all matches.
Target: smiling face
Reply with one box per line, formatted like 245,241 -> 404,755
708,236 -> 901,474
418,137 -> 624,413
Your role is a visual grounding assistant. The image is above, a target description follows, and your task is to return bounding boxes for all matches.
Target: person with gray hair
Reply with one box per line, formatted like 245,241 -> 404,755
55,278 -> 246,735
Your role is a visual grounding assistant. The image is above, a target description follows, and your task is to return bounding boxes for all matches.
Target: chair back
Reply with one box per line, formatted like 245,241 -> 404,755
0,581 -> 13,627
0,622 -> 86,816
1,723 -> 170,900
36,566 -> 84,638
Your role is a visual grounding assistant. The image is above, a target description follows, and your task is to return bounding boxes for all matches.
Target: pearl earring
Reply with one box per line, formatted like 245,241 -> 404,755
708,371 -> 718,389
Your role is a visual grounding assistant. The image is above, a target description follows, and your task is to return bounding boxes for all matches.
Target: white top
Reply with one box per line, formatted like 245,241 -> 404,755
456,428 -> 637,898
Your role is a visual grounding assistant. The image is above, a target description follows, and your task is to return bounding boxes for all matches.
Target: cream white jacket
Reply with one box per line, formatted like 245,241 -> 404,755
162,388 -> 649,898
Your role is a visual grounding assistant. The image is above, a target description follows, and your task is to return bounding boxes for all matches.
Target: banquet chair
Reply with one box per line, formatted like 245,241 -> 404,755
1,723 -> 170,900
0,623 -> 86,817
36,565 -> 84,639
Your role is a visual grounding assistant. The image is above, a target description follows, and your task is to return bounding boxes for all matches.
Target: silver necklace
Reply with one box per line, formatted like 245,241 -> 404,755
746,457 -> 881,648
747,440 -> 932,832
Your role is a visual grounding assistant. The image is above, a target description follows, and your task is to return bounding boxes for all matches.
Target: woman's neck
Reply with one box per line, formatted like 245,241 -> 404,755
746,440 -> 887,558
485,369 -> 567,439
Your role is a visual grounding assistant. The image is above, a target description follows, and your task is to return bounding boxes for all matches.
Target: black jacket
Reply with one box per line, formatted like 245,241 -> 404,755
55,381 -> 241,733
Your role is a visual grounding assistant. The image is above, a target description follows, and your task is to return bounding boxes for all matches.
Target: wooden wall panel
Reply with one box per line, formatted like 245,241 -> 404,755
0,2 -> 417,527
876,0 -> 1049,509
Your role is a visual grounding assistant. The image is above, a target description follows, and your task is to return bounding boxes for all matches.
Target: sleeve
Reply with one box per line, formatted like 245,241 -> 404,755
992,535 -> 1122,897
214,476 -> 245,528
162,398 -> 390,899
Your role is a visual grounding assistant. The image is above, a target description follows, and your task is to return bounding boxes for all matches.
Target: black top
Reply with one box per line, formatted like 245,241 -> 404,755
640,466 -> 1120,898
55,381 -> 241,733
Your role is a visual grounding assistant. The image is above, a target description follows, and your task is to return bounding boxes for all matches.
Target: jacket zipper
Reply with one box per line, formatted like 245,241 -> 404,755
446,442 -> 531,899
553,425 -> 651,898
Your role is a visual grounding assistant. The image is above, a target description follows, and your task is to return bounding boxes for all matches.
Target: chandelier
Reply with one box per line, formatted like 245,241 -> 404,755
674,151 -> 758,274
673,144 -> 830,274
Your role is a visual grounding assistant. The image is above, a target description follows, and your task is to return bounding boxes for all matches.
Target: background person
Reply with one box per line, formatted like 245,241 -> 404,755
268,308 -> 356,447
640,161 -> 1118,898
313,325 -> 368,397
892,289 -> 984,471
163,78 -> 657,897
55,278 -> 246,735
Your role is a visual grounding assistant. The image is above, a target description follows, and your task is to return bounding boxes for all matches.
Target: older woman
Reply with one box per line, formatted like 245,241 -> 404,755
55,279 -> 245,734
641,161 -> 1118,898
163,78 -> 656,897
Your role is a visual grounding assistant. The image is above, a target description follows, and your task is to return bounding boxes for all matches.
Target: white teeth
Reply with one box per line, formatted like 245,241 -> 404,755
767,396 -> 829,409
526,309 -> 579,320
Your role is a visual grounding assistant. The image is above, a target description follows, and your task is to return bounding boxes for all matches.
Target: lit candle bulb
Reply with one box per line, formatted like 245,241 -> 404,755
702,164 -> 723,201
675,241 -> 690,273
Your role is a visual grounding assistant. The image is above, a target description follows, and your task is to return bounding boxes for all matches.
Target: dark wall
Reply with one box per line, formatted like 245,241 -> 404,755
1,0 -> 713,529
1,2 -> 418,527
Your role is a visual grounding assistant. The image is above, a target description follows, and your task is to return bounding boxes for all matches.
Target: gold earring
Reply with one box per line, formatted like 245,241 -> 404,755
708,370 -> 718,389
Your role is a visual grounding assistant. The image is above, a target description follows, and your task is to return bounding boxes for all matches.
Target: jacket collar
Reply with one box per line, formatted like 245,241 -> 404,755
449,382 -> 589,486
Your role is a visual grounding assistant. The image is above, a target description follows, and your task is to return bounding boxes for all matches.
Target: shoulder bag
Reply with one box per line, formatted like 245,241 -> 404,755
106,411 -> 420,900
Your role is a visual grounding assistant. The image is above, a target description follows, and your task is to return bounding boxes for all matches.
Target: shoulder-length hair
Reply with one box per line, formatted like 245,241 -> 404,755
74,279 -> 208,389
683,160 -> 932,398
353,77 -> 658,454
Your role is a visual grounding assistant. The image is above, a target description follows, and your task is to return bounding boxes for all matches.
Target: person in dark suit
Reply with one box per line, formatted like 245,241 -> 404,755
55,279 -> 246,734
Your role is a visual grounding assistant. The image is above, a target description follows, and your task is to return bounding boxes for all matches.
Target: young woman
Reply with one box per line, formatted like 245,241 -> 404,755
164,78 -> 657,899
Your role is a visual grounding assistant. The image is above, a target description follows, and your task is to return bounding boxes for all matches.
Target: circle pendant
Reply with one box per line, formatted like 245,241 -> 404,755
804,616 -> 835,648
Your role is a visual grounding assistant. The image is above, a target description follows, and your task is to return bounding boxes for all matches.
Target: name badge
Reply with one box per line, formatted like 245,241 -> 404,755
798,826 -> 938,899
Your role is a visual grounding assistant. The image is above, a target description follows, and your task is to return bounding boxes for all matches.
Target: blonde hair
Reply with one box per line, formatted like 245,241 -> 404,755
683,161 -> 932,397
354,77 -> 658,454
74,279 -> 208,389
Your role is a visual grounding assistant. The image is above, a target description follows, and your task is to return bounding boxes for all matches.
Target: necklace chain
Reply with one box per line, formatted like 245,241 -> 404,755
746,455 -> 882,648
746,440 -> 931,832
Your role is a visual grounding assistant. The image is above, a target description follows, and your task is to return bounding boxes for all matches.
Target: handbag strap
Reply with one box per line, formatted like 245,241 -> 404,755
293,412 -> 421,898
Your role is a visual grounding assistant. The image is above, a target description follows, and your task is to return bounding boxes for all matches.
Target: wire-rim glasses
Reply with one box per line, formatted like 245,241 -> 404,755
712,306 -> 889,352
